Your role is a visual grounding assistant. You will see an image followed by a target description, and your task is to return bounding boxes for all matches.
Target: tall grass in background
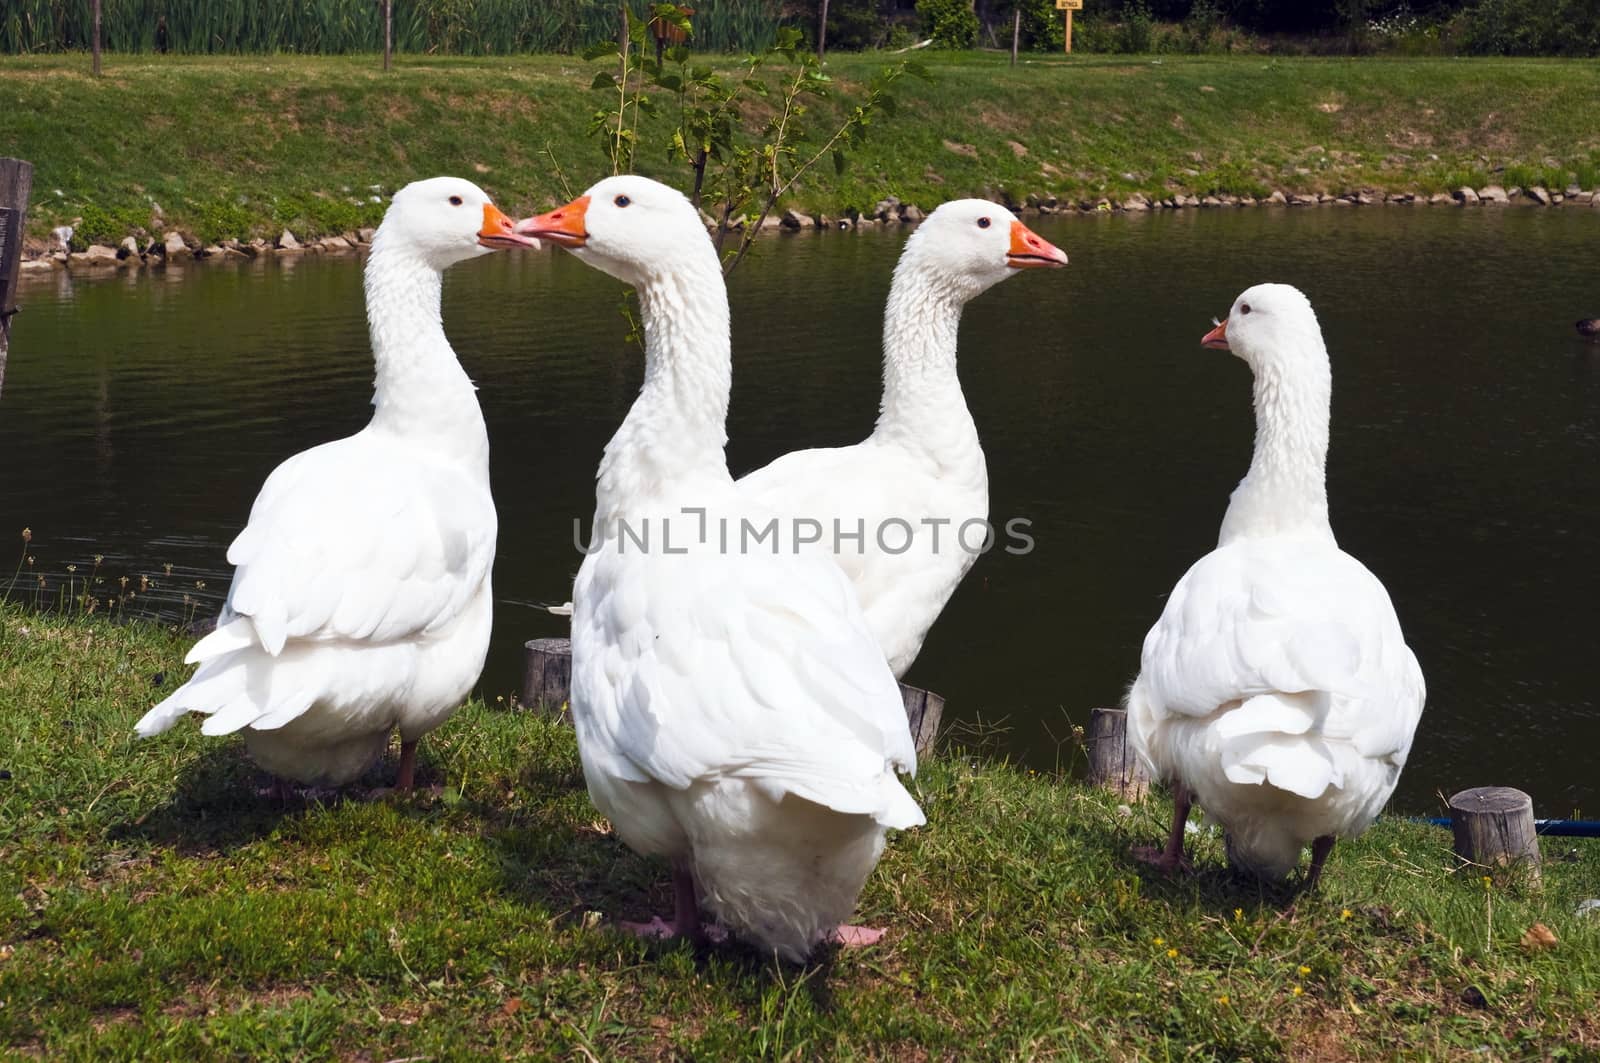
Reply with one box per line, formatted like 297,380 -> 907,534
0,0 -> 788,55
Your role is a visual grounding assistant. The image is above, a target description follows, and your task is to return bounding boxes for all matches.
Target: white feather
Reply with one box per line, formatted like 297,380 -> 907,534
738,200 -> 1062,678
561,176 -> 924,961
132,176 -> 503,787
1127,283 -> 1425,882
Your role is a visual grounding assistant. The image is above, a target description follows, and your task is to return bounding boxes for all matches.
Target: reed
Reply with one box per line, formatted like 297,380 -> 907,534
0,0 -> 788,55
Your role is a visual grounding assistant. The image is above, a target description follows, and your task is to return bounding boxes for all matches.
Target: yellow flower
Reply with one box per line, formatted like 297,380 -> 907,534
1233,908 -> 1243,922
1292,985 -> 1304,997
1153,936 -> 1164,946
1167,948 -> 1179,959
1217,994 -> 1230,1006
1340,908 -> 1352,921
1297,965 -> 1311,976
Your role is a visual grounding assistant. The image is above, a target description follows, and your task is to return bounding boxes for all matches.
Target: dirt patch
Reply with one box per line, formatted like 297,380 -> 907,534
943,140 -> 978,159
1007,140 -> 1028,158
976,107 -> 1021,133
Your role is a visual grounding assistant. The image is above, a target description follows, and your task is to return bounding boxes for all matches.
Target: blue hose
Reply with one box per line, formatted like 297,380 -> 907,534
1418,817 -> 1600,839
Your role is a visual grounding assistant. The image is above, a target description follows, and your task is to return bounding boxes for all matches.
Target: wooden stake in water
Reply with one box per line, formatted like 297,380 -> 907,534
0,157 -> 34,400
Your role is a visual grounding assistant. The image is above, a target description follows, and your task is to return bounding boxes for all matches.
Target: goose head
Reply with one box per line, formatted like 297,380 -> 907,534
514,176 -> 710,287
900,200 -> 1067,300
376,176 -> 537,269
1200,283 -> 1325,369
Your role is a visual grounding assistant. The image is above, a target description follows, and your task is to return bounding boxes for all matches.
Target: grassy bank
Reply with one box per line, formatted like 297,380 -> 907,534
2,52 -> 1600,247
2,603 -> 1598,1058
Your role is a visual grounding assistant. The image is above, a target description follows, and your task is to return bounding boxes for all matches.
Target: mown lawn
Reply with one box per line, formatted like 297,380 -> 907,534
1,603 -> 1597,1059
1,52 -> 1599,245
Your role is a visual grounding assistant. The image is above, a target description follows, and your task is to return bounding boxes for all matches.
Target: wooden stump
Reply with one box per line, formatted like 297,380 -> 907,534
1449,786 -> 1541,886
1085,707 -> 1150,802
522,638 -> 572,715
899,684 -> 944,758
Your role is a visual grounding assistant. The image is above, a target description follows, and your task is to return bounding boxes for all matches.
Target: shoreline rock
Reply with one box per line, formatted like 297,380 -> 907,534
18,183 -> 1600,273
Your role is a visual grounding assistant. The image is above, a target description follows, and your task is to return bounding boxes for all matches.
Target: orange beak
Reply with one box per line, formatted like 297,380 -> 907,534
478,203 -> 540,249
1006,220 -> 1069,269
514,195 -> 590,249
1201,318 -> 1230,350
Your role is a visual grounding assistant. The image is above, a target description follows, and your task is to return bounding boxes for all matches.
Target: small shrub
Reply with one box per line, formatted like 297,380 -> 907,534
71,203 -> 140,247
192,198 -> 256,244
1451,0 -> 1600,56
917,0 -> 979,49
1116,1 -> 1153,53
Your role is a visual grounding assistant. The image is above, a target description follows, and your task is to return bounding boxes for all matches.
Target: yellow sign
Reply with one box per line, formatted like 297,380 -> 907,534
1056,0 -> 1082,9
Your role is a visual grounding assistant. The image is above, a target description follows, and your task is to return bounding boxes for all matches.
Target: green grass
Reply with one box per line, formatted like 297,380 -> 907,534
3,52 -> 1600,246
3,602 -> 1598,1059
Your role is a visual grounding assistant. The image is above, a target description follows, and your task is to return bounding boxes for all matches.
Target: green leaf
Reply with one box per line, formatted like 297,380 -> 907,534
877,94 -> 897,117
833,149 -> 847,176
581,41 -> 617,62
590,70 -> 617,91
656,74 -> 682,93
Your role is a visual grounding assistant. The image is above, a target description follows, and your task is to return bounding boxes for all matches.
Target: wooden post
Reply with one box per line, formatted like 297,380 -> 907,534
91,0 -> 103,76
1085,707 -> 1150,801
522,637 -> 573,714
382,0 -> 392,71
1055,0 -> 1081,54
1449,786 -> 1541,886
1011,5 -> 1021,65
818,0 -> 829,59
899,683 -> 944,758
0,158 -> 34,401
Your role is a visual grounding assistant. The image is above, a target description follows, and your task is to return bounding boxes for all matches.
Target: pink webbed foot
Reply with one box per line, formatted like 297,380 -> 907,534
830,925 -> 886,948
618,917 -> 725,945
1131,844 -> 1193,875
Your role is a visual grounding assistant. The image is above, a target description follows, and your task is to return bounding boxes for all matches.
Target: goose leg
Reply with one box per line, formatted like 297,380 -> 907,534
622,864 -> 710,946
395,739 -> 419,793
1303,834 -> 1336,891
1133,782 -> 1193,874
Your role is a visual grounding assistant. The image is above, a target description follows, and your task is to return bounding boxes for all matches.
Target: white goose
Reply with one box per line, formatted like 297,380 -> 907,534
736,201 -> 1066,678
135,177 -> 537,792
1126,284 -> 1424,887
517,176 -> 923,961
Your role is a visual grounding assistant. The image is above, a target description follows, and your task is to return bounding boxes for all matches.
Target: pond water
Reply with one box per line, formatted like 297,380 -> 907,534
5,205 -> 1599,814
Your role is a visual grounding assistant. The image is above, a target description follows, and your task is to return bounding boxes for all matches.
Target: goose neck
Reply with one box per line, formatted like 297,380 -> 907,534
362,239 -> 487,465
1219,356 -> 1333,545
594,257 -> 733,526
873,267 -> 978,456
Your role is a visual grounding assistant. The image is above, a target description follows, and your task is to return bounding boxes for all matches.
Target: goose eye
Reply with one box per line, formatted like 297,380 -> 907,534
1240,303 -> 1252,315
977,217 -> 991,229
448,195 -> 463,206
615,195 -> 632,208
